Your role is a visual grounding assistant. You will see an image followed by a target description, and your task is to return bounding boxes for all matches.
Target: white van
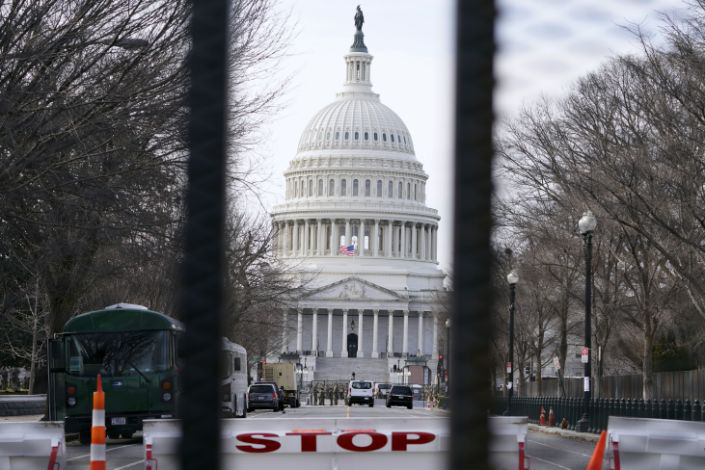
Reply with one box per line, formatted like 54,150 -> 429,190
221,339 -> 248,418
347,380 -> 374,407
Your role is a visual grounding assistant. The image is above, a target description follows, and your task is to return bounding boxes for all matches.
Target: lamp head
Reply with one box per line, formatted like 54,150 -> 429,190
507,270 -> 519,285
578,210 -> 597,235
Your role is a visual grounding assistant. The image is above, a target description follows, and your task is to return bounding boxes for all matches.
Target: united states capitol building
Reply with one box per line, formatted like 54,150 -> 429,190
271,11 -> 445,384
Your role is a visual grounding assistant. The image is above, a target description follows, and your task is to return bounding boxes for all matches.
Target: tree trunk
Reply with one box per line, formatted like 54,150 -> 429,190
643,318 -> 655,400
28,315 -> 38,394
535,351 -> 543,396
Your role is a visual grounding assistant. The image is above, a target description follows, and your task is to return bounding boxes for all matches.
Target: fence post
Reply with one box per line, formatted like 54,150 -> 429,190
693,400 -> 701,422
667,399 -> 675,420
683,400 -> 691,421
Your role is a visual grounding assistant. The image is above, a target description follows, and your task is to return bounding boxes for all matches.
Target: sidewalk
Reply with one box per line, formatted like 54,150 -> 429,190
528,423 -> 600,443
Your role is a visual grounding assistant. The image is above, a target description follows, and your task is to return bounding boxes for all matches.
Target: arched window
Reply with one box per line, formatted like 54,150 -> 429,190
354,131 -> 359,140
336,131 -> 340,139
341,179 -> 347,196
391,134 -> 395,142
374,132 -> 378,141
398,181 -> 402,199
365,179 -> 371,197
376,180 -> 382,197
353,179 -> 359,196
403,135 -> 407,144
388,181 -> 393,197
309,179 -> 313,197
345,131 -> 349,140
397,134 -> 401,143
294,181 -> 298,197
407,182 -> 410,199
326,132 -> 330,139
318,179 -> 323,196
364,132 -> 369,140
329,179 -> 335,196
414,183 -> 417,200
383,133 -> 387,142
300,180 -> 304,197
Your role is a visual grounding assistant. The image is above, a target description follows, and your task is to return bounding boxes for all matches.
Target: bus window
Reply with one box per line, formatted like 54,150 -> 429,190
66,331 -> 169,377
220,351 -> 232,379
233,356 -> 241,372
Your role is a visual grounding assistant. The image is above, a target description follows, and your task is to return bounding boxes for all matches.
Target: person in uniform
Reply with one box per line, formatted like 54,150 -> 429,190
327,383 -> 334,406
333,383 -> 340,405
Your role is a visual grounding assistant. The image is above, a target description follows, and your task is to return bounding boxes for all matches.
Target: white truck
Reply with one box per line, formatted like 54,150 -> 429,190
346,380 -> 374,407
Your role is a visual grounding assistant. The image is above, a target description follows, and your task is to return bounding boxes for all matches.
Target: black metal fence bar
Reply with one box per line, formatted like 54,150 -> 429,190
494,396 -> 705,433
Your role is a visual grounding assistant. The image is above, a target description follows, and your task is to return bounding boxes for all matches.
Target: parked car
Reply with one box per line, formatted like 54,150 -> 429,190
375,382 -> 392,398
247,383 -> 280,412
386,385 -> 413,409
347,380 -> 374,407
255,381 -> 286,410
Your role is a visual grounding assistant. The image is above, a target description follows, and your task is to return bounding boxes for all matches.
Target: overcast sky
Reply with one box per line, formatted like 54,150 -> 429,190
251,0 -> 686,270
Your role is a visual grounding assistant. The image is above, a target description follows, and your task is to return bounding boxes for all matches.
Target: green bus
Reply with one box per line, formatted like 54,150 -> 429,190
48,303 -> 249,443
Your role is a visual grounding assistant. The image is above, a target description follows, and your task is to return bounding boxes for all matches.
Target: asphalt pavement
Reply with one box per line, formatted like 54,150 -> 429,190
60,400 -> 601,469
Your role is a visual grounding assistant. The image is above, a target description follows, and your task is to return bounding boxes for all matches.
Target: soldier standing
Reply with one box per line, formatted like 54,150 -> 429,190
333,383 -> 340,405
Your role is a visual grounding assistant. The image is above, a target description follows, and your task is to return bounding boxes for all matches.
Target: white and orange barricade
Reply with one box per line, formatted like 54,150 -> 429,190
0,421 -> 65,469
89,374 -> 106,470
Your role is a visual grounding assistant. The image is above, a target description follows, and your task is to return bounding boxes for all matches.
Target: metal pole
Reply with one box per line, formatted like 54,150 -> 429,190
178,0 -> 229,467
451,0 -> 496,468
505,283 -> 515,415
577,232 -> 593,432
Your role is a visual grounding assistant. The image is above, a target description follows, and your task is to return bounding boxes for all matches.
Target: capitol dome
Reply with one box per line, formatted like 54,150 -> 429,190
271,11 -> 444,376
297,94 -> 415,156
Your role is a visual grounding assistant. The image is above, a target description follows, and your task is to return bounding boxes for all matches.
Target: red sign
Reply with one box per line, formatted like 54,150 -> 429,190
234,430 -> 437,453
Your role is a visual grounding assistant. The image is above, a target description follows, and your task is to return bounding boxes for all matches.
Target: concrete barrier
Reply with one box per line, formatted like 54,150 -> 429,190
144,417 -> 448,469
489,416 -> 529,470
0,421 -> 65,469
0,395 -> 46,417
608,416 -> 705,469
144,416 -> 529,469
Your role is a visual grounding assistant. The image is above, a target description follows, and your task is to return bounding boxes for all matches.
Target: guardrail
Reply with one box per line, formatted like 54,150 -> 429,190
0,421 -> 65,469
0,395 -> 46,417
608,416 -> 705,469
496,396 -> 705,433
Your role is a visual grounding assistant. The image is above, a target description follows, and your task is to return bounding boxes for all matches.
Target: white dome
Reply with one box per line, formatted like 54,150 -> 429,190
297,95 -> 415,156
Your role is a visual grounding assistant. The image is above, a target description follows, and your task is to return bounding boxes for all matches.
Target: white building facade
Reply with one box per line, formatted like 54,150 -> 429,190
271,21 -> 445,382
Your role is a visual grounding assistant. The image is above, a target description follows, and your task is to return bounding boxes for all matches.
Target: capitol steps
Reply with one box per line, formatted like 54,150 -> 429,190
314,357 -> 389,383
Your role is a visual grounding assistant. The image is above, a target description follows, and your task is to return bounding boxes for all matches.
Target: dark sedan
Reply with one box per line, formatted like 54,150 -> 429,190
386,385 -> 413,409
247,383 -> 280,412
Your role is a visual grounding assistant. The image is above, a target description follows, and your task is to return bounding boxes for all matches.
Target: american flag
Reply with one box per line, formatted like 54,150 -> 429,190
339,244 -> 355,256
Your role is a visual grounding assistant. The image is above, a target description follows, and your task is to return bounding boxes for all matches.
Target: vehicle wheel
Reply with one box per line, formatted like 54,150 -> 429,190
273,404 -> 279,412
407,404 -> 413,410
369,402 -> 374,408
79,430 -> 91,445
108,430 -> 120,440
240,406 -> 247,418
386,403 -> 391,408
296,399 -> 301,408
247,407 -> 253,413
120,432 -> 134,439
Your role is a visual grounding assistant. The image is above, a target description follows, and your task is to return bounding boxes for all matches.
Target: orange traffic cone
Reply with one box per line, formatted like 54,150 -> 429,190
89,374 -> 106,470
585,431 -> 607,470
539,406 -> 546,426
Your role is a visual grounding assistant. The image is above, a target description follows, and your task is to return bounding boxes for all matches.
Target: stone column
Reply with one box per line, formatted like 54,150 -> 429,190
345,219 -> 351,247
386,222 -> 393,257
420,224 -> 426,260
312,309 -> 318,354
283,221 -> 290,257
432,311 -> 439,359
357,309 -> 364,358
281,309 -> 288,353
296,308 -> 303,353
402,310 -> 409,355
387,311 -> 394,356
292,221 -> 299,256
329,219 -> 337,256
316,219 -> 323,255
303,219 -> 310,257
341,309 -> 348,357
417,311 -> 424,355
400,223 -> 407,258
373,220 -> 380,256
326,309 -> 333,357
432,226 -> 437,261
360,220 -> 366,256
371,309 -> 379,358
411,223 -> 418,259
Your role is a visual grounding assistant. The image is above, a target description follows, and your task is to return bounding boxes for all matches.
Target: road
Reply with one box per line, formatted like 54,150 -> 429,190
60,401 -> 601,469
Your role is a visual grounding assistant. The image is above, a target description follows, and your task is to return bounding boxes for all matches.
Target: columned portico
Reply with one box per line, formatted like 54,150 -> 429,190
326,309 -> 334,357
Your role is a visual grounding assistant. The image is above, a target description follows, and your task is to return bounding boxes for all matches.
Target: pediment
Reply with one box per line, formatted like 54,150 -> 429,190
302,276 -> 401,302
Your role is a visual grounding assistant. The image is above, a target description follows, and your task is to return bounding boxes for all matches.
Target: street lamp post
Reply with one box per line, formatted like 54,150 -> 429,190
445,319 -> 451,389
505,270 -> 519,415
577,210 -> 597,432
